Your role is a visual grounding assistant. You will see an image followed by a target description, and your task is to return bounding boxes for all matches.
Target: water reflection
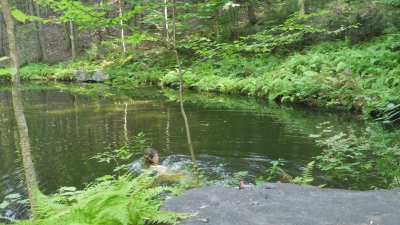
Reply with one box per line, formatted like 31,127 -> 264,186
11,85 -> 39,220
0,83 -> 366,204
179,88 -> 197,166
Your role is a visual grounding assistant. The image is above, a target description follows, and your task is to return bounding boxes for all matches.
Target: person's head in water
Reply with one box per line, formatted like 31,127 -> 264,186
144,148 -> 160,167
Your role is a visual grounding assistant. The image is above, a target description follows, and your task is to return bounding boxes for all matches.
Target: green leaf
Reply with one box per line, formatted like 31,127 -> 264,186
5,193 -> 21,200
59,187 -> 77,192
0,68 -> 12,77
336,62 -> 347,73
11,9 -> 30,23
0,201 -> 10,209
9,67 -> 18,76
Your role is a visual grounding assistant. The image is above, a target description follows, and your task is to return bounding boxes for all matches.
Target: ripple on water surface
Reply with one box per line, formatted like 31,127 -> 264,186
0,84 -> 364,217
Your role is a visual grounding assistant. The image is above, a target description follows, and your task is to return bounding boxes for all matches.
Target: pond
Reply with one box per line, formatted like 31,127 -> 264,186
0,83 -> 364,205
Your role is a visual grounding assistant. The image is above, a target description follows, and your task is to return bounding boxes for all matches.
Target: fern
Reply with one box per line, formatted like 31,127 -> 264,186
292,161 -> 315,185
15,174 -> 186,225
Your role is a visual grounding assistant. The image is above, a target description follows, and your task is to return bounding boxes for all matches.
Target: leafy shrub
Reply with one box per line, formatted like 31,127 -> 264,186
324,1 -> 385,43
19,62 -> 96,81
311,124 -> 400,190
165,33 -> 400,122
260,160 -> 315,185
91,133 -> 150,174
0,68 -> 12,80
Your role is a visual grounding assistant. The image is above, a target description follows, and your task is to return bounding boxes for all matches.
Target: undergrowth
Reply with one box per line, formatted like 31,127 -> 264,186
13,33 -> 400,124
259,123 -> 400,190
310,123 -> 400,190
162,34 -> 400,122
13,174 -> 185,225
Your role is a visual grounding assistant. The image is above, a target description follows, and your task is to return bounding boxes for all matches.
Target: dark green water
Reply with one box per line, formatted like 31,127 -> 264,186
0,83 -> 363,201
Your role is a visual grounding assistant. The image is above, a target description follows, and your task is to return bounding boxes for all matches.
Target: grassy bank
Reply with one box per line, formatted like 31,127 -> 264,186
5,33 -> 400,124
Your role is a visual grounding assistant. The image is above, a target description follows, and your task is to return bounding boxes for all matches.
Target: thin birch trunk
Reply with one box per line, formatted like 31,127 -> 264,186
299,0 -> 305,16
118,0 -> 126,53
163,0 -> 169,41
172,0 -> 176,43
172,0 -> 197,165
123,103 -> 128,143
69,20 -> 76,59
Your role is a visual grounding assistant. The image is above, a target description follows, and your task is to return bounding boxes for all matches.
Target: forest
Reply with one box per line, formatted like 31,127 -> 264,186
0,0 -> 400,225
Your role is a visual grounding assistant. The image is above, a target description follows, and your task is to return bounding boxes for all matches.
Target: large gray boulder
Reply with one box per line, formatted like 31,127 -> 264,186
75,70 -> 110,82
164,183 -> 400,225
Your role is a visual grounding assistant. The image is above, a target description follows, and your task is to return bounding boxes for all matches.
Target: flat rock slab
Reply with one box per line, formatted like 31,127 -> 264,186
163,183 -> 400,225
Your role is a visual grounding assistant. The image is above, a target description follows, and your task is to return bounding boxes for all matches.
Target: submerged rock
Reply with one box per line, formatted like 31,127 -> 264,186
164,183 -> 400,225
75,70 -> 110,82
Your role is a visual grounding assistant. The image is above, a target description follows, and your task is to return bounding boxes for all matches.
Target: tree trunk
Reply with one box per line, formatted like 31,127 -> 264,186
32,0 -> 46,61
172,0 -> 176,43
69,20 -> 76,59
123,103 -> 128,143
163,0 -> 170,41
118,0 -> 126,53
172,0 -> 196,166
1,0 -> 19,81
1,0 -> 39,220
247,0 -> 257,25
299,0 -> 305,16
11,86 -> 39,220
0,12 -> 4,56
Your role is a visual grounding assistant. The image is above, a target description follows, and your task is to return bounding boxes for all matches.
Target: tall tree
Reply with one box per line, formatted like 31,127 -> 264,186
299,0 -> 305,16
247,0 -> 257,25
171,0 -> 196,165
118,0 -> 126,53
1,0 -> 19,79
0,0 -> 39,219
69,20 -> 76,59
163,0 -> 169,41
28,0 -> 45,61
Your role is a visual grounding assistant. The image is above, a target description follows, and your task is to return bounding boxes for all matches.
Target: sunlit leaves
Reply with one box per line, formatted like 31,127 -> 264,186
11,9 -> 29,23
126,33 -> 157,46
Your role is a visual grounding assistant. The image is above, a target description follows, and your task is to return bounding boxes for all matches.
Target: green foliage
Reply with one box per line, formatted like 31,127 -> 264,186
226,171 -> 250,186
238,13 -> 333,54
261,160 -> 314,185
91,133 -> 150,174
36,0 -> 109,29
375,103 -> 400,124
292,161 -> 315,185
19,30 -> 400,126
11,9 -> 30,23
161,33 -> 400,123
263,160 -> 293,183
0,68 -> 12,79
381,0 -> 400,7
14,174 -> 185,225
311,123 -> 400,189
19,61 -> 101,81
